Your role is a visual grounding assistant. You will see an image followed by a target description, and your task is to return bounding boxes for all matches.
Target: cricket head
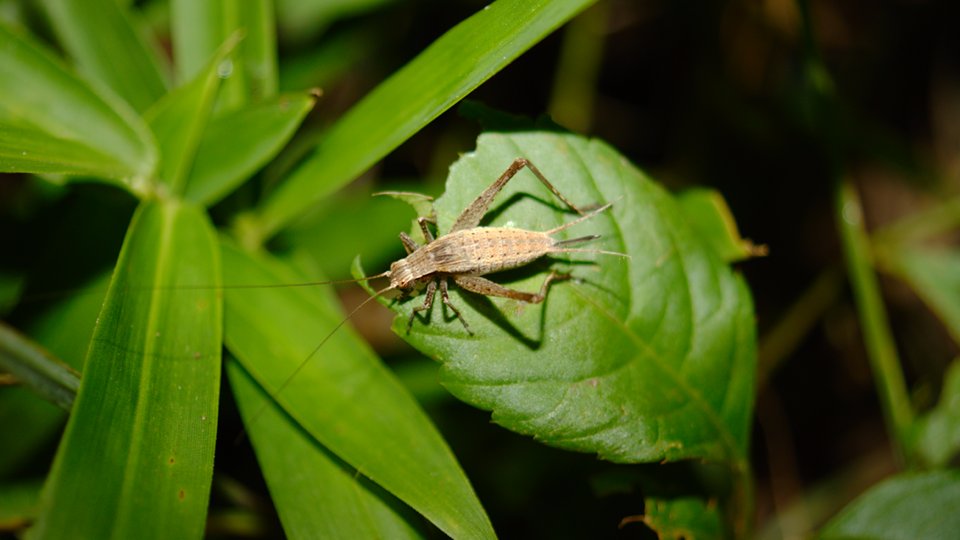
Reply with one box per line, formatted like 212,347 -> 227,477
388,259 -> 417,290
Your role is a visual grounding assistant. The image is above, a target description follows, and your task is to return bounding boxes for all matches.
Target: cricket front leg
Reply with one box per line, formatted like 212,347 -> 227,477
450,158 -> 589,232
406,279 -> 437,332
453,272 -> 571,304
439,277 -> 471,334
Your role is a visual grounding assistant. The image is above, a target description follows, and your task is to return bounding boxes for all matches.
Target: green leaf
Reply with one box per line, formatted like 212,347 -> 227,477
0,479 -> 42,531
227,360 -> 425,539
911,361 -> 960,467
0,322 -> 79,412
145,37 -> 238,194
882,246 -> 960,345
640,496 -> 724,540
39,0 -> 168,112
275,0 -> 393,44
0,272 -> 107,478
171,0 -> 277,108
0,24 -> 156,187
219,241 -> 494,539
677,188 -> 767,263
185,91 -> 316,206
32,200 -> 221,539
820,470 -> 960,540
280,187 -> 426,280
383,132 -> 757,466
252,0 -> 597,240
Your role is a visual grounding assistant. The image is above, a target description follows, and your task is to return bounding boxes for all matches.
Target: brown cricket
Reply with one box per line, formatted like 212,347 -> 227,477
377,157 -> 624,334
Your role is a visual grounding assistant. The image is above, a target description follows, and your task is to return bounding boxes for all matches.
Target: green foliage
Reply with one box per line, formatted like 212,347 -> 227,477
820,470 -> 960,540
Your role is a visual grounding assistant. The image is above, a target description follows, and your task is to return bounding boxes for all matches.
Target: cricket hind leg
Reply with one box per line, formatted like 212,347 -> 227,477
453,272 -> 571,305
450,157 -> 590,232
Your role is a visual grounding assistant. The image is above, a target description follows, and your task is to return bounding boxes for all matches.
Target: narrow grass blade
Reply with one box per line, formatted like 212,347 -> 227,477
32,200 -> 222,539
227,360 -> 426,539
185,91 -> 316,206
39,0 -> 168,112
220,241 -> 495,539
253,0 -> 597,239
0,322 -> 79,412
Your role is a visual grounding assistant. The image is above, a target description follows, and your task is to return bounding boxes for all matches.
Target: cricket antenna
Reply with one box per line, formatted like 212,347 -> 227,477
173,270 -> 392,291
238,281 -> 398,433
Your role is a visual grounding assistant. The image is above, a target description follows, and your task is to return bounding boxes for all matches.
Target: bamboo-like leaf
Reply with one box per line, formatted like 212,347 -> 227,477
39,0 -> 168,112
882,246 -> 960,345
171,0 -> 277,108
220,241 -> 495,539
32,200 -> 221,539
253,0 -> 597,239
227,360 -> 425,539
145,38 -> 238,194
0,24 -> 156,188
185,92 -> 316,206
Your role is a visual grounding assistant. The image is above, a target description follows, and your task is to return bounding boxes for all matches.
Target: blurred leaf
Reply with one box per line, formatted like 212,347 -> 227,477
227,360 -> 426,539
820,470 -> 960,540
0,123 -> 132,182
171,0 -> 276,108
274,0 -> 393,44
0,479 -> 42,531
911,361 -> 960,467
145,37 -> 238,194
639,496 -> 724,540
0,322 -> 79,411
253,0 -> 597,239
372,191 -> 436,222
185,91 -> 316,206
220,241 -> 495,539
278,27 -> 372,92
378,132 -> 757,466
39,0 -> 168,112
32,200 -> 221,538
0,272 -> 108,478
0,24 -> 156,188
882,246 -> 960,346
280,188 -> 424,279
678,188 -> 767,263
0,270 -> 23,315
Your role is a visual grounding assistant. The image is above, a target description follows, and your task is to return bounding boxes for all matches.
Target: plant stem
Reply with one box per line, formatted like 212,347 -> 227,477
835,178 -> 914,463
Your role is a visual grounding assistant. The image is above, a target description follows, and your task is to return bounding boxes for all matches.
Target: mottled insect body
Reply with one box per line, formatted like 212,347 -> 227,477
376,157 -> 624,334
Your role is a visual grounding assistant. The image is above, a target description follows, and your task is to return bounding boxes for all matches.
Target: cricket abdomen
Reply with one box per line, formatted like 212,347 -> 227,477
423,227 -> 555,275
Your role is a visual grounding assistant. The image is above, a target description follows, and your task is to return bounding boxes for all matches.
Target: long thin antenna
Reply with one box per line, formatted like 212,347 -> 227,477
240,282 -> 398,430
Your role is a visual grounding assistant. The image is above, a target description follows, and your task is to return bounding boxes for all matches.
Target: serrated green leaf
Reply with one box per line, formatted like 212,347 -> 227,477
678,188 -> 767,263
882,246 -> 960,346
820,470 -> 960,540
32,200 -> 221,539
185,91 -> 316,206
0,24 -> 156,187
145,37 -> 238,194
253,0 -> 597,239
227,360 -> 425,540
219,240 -> 494,539
39,0 -> 168,112
382,132 -> 756,466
